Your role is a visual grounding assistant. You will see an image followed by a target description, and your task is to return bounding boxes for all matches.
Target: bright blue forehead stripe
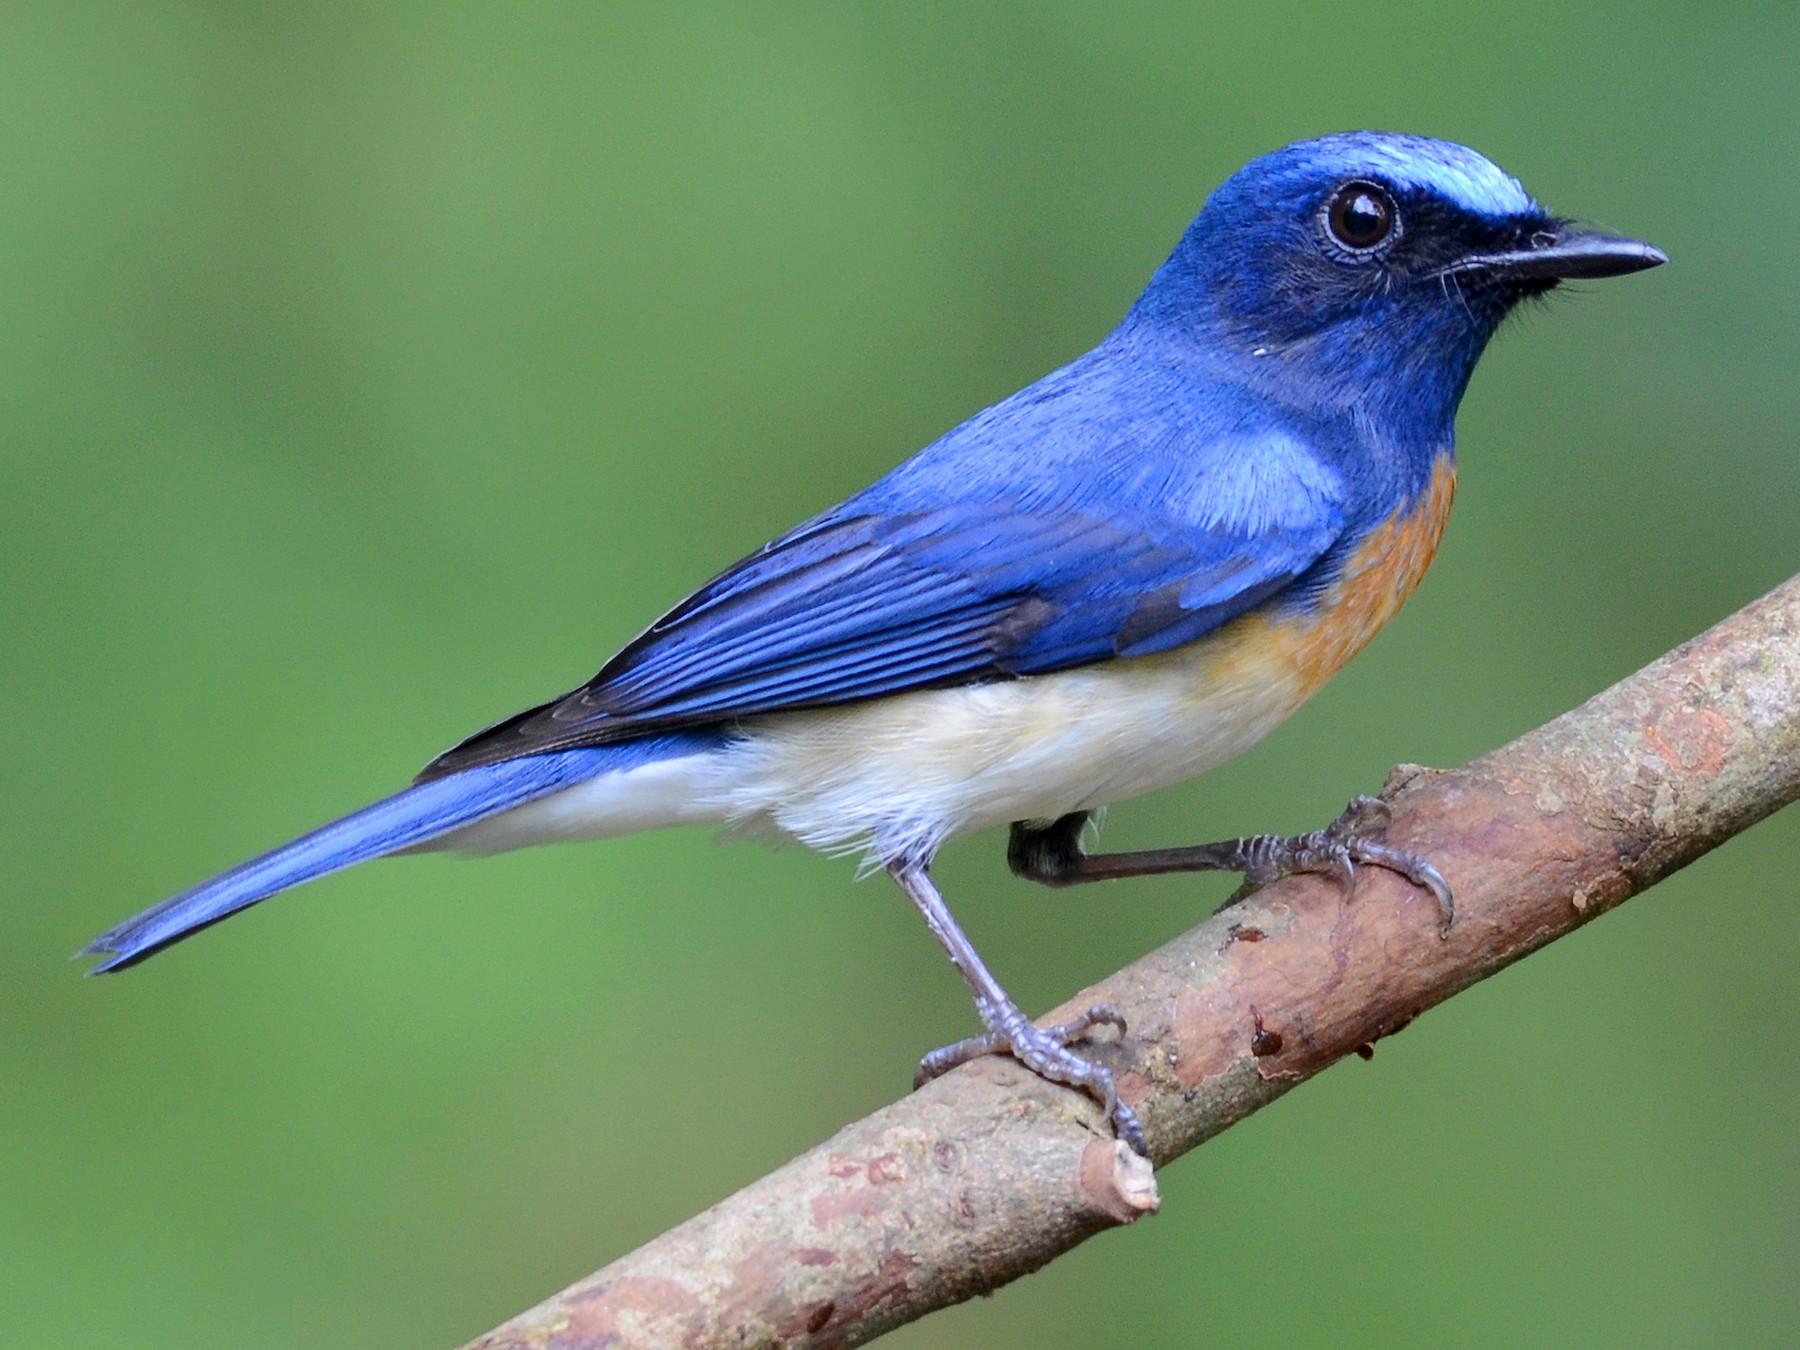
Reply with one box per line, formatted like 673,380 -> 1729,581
1249,132 -> 1538,219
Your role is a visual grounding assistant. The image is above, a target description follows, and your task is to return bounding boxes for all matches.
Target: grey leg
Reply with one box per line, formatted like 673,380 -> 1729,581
1009,795 -> 1455,937
888,860 -> 1147,1156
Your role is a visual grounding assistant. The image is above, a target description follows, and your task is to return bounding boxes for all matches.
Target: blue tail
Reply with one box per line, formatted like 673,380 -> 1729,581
79,735 -> 714,973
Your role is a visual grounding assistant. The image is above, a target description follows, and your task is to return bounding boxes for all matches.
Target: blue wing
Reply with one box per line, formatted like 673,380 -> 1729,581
420,370 -> 1350,779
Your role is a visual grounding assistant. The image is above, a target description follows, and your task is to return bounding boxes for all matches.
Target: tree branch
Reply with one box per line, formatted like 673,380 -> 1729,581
462,573 -> 1800,1350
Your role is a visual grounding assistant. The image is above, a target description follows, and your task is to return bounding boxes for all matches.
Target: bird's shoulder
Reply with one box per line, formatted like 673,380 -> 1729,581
865,341 -> 1351,532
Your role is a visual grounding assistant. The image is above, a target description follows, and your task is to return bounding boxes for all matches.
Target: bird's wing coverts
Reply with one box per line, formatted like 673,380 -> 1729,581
419,435 -> 1347,779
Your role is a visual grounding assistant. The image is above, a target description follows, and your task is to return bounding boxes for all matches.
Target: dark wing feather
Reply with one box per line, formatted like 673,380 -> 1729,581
417,489 -> 1343,780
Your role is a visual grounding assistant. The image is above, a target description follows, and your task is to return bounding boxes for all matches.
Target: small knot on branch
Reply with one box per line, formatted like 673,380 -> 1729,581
1077,1138 -> 1160,1224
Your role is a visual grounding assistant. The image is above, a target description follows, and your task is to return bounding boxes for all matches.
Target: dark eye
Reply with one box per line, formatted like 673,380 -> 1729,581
1324,181 -> 1398,252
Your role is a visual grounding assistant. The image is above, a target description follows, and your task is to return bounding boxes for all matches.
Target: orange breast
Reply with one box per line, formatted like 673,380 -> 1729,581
1284,451 -> 1457,698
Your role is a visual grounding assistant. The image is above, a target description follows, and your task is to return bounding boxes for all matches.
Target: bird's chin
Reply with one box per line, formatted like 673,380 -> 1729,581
1508,275 -> 1564,299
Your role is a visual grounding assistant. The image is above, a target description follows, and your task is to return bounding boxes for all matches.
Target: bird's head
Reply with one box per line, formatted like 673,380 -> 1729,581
1133,132 -> 1664,437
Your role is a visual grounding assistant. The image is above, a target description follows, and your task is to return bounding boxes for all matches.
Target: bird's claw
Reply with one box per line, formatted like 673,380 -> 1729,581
915,1002 -> 1146,1155
1216,794 -> 1455,936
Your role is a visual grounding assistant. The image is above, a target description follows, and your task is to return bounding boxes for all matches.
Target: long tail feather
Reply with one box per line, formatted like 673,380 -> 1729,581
79,736 -> 704,973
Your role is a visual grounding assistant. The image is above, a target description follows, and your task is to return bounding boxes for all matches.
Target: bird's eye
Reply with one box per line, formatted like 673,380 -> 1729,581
1324,181 -> 1398,253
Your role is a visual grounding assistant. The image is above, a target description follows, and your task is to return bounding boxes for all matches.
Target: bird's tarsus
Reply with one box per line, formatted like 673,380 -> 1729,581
1010,795 -> 1455,935
890,862 -> 1147,1156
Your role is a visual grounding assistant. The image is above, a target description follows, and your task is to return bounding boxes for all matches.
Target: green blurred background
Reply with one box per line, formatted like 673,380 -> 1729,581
5,3 -> 1797,1346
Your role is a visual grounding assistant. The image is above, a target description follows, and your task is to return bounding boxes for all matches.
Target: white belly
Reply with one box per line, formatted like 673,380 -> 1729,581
712,627 -> 1310,860
446,622 -> 1312,865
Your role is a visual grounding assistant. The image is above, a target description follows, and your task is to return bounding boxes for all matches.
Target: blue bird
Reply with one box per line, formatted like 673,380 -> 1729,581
83,133 -> 1663,1154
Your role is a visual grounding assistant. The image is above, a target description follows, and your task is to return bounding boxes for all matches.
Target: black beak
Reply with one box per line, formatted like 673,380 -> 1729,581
1456,226 -> 1668,282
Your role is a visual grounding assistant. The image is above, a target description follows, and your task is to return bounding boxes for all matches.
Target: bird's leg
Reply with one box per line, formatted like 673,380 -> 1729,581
887,860 -> 1146,1156
1009,795 -> 1455,937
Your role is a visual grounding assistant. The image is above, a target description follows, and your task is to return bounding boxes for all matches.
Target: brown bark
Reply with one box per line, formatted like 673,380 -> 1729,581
463,573 -> 1800,1350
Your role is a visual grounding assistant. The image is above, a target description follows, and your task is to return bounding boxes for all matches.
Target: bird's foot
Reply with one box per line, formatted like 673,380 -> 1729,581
915,1002 -> 1146,1155
1219,794 -> 1454,936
